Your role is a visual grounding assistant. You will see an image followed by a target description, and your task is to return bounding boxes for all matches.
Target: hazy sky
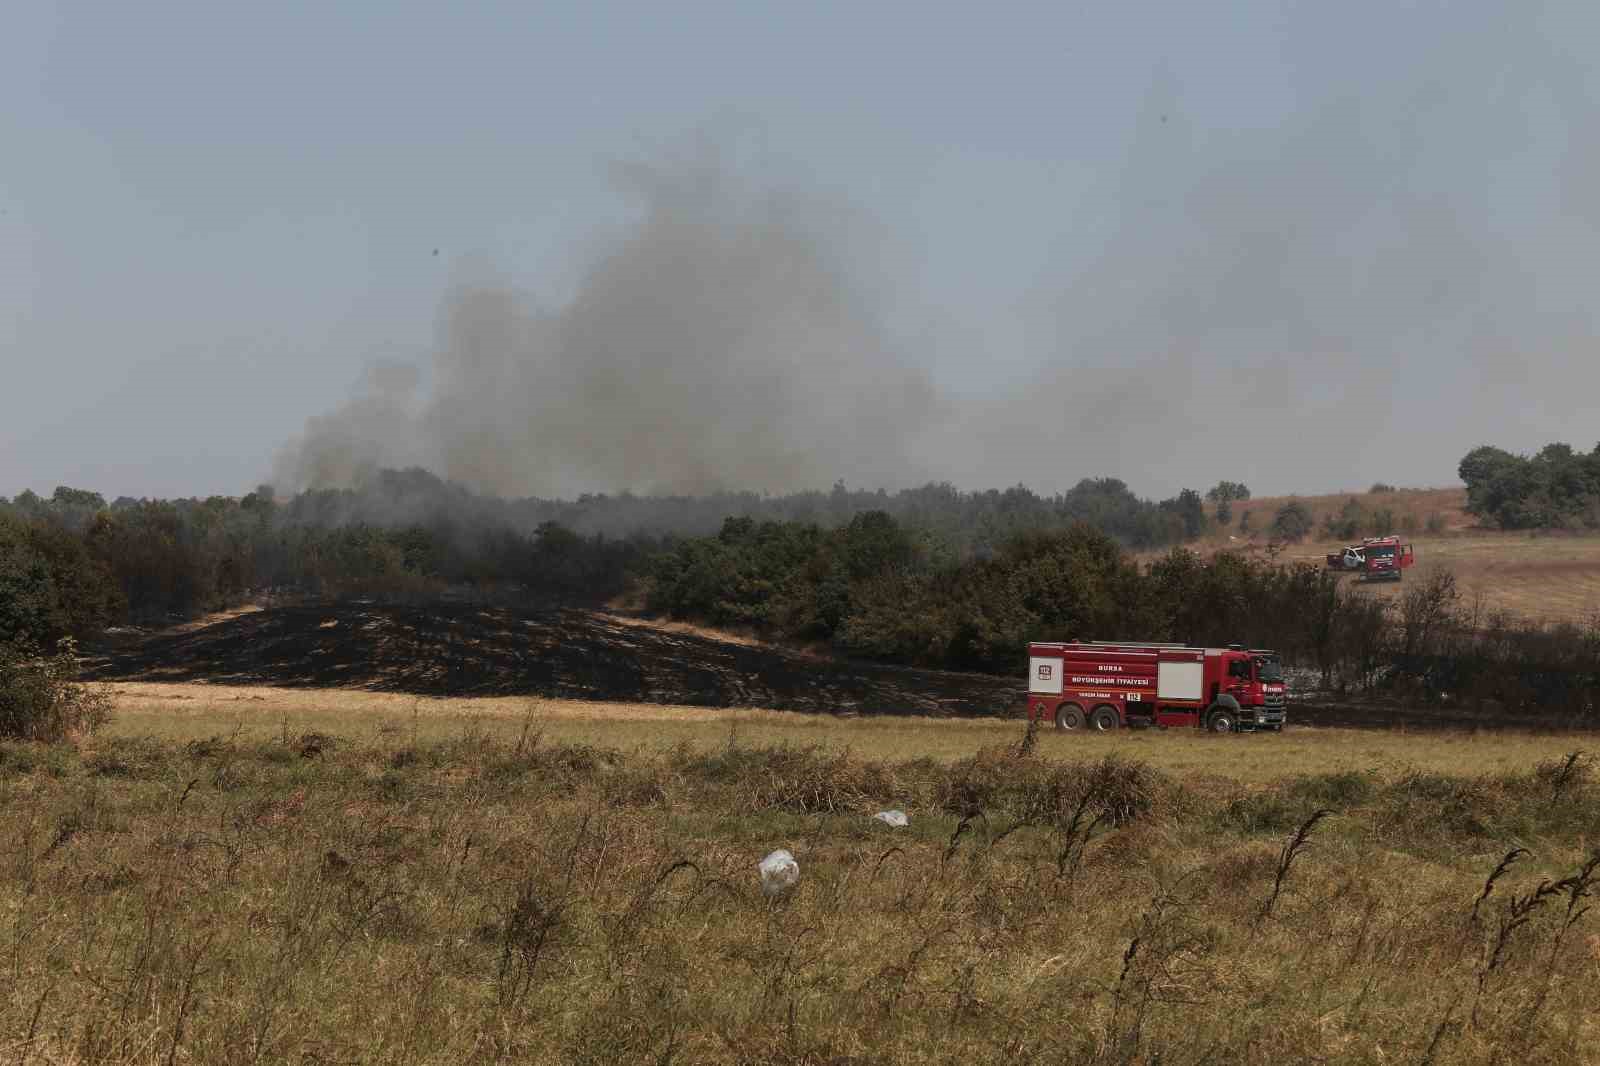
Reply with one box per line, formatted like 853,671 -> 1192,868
4,2 -> 1597,502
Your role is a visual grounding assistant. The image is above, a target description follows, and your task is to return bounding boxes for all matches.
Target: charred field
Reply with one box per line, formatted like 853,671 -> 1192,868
81,600 -> 1595,736
82,602 -> 1019,719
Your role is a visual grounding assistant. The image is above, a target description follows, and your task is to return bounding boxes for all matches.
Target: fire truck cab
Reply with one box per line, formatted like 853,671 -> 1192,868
1026,640 -> 1287,734
1324,535 -> 1414,581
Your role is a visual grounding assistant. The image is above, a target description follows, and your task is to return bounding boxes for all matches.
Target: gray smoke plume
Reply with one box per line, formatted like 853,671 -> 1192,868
275,154 -> 937,498
279,5 -> 1598,503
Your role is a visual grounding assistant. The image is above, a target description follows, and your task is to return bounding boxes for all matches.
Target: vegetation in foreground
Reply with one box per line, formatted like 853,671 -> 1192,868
3,723 -> 1598,1064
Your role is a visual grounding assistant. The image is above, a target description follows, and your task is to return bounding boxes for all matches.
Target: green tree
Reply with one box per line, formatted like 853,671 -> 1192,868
1272,501 -> 1313,543
51,486 -> 106,510
1323,498 -> 1365,540
0,523 -> 58,643
1206,481 -> 1251,503
1160,489 -> 1208,540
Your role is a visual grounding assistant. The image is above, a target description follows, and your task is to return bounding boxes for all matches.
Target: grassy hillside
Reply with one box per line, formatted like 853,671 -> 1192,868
1212,486 -> 1473,544
1160,486 -> 1600,625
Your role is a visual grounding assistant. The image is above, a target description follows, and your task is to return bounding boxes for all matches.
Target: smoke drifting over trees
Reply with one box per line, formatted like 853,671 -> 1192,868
275,6 -> 1600,503
276,159 -> 937,499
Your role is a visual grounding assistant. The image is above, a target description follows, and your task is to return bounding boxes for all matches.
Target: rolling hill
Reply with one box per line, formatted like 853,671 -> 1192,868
1158,485 -> 1600,623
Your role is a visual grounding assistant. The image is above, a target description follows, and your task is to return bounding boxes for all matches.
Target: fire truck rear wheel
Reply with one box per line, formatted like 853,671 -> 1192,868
1054,703 -> 1085,731
1090,706 -> 1120,732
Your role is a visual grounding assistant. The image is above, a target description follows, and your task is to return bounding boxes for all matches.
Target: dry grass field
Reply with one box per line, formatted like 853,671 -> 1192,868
104,682 -> 1600,783
4,684 -> 1599,1064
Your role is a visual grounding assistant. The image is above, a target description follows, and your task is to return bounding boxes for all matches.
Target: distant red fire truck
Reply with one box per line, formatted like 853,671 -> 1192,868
1026,641 -> 1287,733
1324,535 -> 1415,581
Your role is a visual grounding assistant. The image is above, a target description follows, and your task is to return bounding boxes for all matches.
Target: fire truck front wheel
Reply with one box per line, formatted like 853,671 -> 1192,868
1054,703 -> 1085,731
1090,706 -> 1120,732
1207,710 -> 1235,734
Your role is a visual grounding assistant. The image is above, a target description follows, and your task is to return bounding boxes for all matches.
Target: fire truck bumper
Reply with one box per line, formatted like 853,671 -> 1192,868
1241,704 -> 1287,731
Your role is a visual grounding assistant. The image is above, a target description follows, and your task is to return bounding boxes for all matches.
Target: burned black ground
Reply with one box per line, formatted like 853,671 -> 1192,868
84,603 -> 1021,718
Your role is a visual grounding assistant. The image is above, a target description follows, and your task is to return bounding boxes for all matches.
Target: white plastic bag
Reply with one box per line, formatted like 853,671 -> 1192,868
758,849 -> 800,897
873,810 -> 910,828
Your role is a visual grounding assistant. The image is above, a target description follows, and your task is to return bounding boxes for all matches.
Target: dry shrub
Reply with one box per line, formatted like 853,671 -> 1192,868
1373,760 -> 1600,856
1215,771 -> 1373,837
1217,789 -> 1305,834
664,741 -> 913,814
0,637 -> 111,742
940,750 -> 1167,827
1531,751 -> 1590,804
1379,771 -> 1500,845
736,746 -> 874,814
602,764 -> 676,808
1197,842 -> 1280,895
83,736 -> 171,780
1085,819 -> 1172,872
488,741 -> 625,784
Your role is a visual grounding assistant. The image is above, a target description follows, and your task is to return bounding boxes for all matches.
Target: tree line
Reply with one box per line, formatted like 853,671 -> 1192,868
1459,441 -> 1600,530
0,485 -> 650,644
273,468 -> 1235,552
1,470 -> 1246,645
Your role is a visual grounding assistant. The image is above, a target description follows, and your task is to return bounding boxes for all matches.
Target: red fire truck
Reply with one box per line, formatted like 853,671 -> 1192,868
1026,641 -> 1287,733
1324,535 -> 1415,581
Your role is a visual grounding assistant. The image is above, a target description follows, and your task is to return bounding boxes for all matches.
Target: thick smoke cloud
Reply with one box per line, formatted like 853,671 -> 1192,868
276,157 -> 937,498
280,7 -> 1598,502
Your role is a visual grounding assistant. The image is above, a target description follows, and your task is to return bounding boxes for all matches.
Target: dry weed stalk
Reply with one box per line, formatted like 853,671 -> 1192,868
1470,847 -> 1528,927
496,811 -> 593,1008
1056,791 -> 1109,885
1522,851 -> 1600,1031
1419,991 -> 1463,1066
1260,808 -> 1333,922
944,812 -> 983,863
1105,881 -> 1215,1063
1541,750 -> 1587,805
1011,717 -> 1040,759
1470,852 -> 1600,1032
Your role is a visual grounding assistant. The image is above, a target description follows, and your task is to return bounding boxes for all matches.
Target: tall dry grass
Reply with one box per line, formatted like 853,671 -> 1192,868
2,727 -> 1598,1064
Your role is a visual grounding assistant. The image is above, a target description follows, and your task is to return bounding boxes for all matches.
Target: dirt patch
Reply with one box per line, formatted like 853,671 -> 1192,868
83,603 -> 1022,718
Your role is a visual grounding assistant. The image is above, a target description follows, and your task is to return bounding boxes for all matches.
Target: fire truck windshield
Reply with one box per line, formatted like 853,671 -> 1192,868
1368,545 -> 1396,559
1255,657 -> 1283,682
